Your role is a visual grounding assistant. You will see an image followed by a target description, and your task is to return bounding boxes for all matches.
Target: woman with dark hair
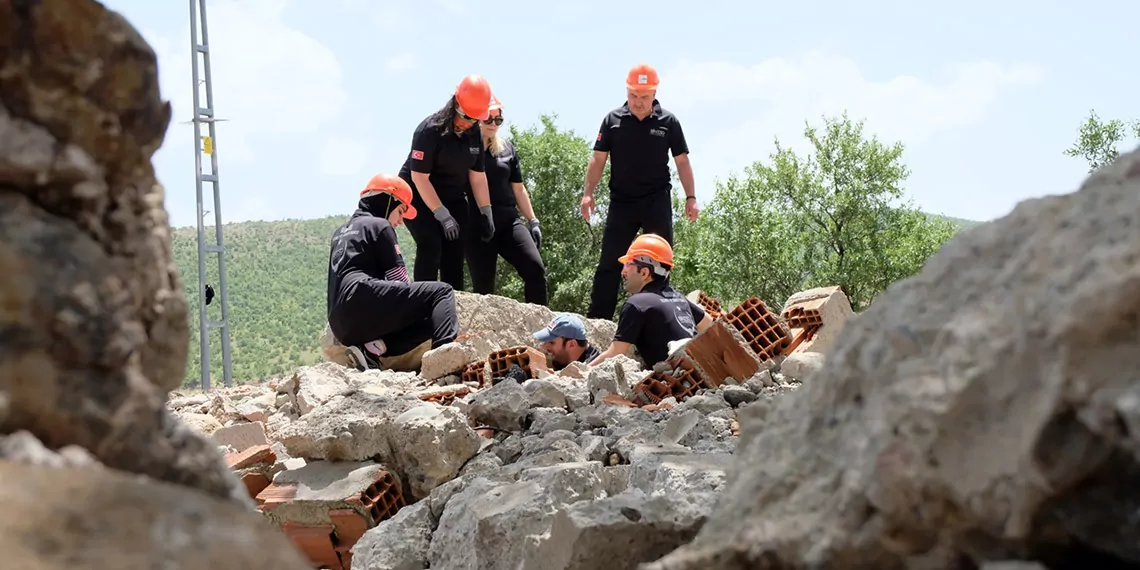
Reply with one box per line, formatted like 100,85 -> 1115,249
465,95 -> 548,305
326,173 -> 460,372
397,74 -> 497,290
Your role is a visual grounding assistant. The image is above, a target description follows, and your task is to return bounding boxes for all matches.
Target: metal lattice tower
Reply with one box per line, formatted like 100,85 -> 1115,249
189,0 -> 233,390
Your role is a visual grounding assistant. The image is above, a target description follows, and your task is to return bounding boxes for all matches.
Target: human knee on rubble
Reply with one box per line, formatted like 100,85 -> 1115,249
589,233 -> 711,368
326,173 -> 460,372
532,313 -> 599,370
465,94 -> 549,306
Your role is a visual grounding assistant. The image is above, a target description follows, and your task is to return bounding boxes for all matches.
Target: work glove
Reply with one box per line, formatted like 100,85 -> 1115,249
527,218 -> 542,248
478,205 -> 495,243
433,205 -> 460,241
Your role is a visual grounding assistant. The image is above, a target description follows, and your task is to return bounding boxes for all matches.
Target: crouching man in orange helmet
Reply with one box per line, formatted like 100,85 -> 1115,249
398,74 -> 498,291
327,174 -> 460,371
588,233 -> 712,369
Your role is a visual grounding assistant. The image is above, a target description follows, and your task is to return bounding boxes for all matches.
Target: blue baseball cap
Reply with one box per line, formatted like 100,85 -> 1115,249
533,313 -> 588,343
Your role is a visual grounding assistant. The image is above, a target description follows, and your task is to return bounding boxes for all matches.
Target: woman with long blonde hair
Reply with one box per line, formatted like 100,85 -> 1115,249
464,95 -> 548,305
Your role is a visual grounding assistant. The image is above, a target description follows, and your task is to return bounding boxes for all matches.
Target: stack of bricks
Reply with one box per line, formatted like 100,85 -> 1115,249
486,346 -> 549,380
723,297 -> 791,363
256,461 -> 406,570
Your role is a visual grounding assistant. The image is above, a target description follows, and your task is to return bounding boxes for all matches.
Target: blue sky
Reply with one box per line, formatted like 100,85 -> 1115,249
102,0 -> 1140,229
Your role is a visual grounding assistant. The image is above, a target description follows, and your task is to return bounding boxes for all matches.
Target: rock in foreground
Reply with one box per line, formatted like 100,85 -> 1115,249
647,149 -> 1140,568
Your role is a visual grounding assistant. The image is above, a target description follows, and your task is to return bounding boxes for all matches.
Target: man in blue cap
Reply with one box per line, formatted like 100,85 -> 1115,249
533,313 -> 600,370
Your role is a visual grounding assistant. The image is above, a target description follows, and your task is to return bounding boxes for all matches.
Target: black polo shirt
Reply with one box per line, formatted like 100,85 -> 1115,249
484,139 -> 524,211
613,279 -> 705,367
398,114 -> 485,204
593,100 -> 689,201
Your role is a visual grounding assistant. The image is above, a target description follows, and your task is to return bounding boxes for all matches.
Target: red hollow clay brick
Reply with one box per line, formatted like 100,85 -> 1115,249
224,444 -> 276,470
281,522 -> 342,570
781,297 -> 826,328
669,320 -> 761,388
461,360 -> 487,387
724,297 -> 791,361
342,469 -> 406,526
696,291 -> 724,320
240,471 -> 272,500
415,384 -> 472,406
487,346 -> 549,379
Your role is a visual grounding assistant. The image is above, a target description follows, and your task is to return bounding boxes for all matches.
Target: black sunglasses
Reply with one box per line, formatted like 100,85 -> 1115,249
483,116 -> 504,126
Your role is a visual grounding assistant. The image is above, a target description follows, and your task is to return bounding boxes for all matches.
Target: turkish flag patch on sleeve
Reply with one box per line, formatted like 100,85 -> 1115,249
411,150 -> 424,160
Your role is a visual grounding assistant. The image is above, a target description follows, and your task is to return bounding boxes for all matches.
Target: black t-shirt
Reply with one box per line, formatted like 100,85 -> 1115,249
613,280 -> 705,367
593,100 -> 689,201
326,209 -> 410,315
397,114 -> 485,204
484,140 -> 524,211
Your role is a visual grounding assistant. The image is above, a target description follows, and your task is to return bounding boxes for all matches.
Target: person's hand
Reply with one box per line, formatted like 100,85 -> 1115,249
478,205 -> 495,243
580,193 -> 595,223
528,218 -> 542,248
433,206 -> 460,241
685,196 -> 699,222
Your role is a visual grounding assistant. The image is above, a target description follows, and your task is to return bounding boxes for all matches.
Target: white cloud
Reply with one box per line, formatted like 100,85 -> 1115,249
385,53 -> 419,73
316,136 -> 376,178
660,51 -> 1045,189
149,0 -> 351,164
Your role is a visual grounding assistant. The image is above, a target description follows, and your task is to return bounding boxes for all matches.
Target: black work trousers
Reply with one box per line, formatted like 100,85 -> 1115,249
465,206 -> 548,306
329,279 -> 459,356
404,194 -> 470,291
587,191 -> 674,319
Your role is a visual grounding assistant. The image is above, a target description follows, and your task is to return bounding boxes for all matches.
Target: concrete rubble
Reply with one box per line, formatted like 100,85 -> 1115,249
169,285 -> 831,569
9,2 -> 1137,569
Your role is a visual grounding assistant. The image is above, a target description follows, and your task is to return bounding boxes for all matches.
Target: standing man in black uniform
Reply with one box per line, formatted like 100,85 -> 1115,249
327,173 -> 460,372
399,74 -> 497,291
465,94 -> 548,305
581,63 -> 699,320
589,234 -> 712,369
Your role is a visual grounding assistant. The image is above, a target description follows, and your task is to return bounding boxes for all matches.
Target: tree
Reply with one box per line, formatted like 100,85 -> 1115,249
696,113 -> 957,311
500,114 -> 611,314
1065,109 -> 1140,172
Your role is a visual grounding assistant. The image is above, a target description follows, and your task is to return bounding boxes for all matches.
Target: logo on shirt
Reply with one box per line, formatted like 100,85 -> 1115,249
597,132 -> 602,141
469,146 -> 480,155
394,243 -> 401,255
649,128 -> 667,137
411,150 -> 424,160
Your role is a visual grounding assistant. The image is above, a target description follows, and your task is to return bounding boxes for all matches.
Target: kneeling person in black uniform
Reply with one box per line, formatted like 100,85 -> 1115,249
532,313 -> 600,370
327,173 -> 460,371
589,233 -> 712,369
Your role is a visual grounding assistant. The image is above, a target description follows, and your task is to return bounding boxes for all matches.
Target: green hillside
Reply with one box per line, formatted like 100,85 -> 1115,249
170,212 -> 975,388
171,216 -> 416,387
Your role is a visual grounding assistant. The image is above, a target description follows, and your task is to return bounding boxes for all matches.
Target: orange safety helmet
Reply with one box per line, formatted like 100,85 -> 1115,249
455,74 -> 493,121
360,173 -> 417,220
626,63 -> 660,91
618,233 -> 673,268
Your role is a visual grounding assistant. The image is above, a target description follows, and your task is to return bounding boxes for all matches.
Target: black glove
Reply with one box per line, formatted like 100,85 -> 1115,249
478,205 -> 495,243
433,206 -> 460,241
527,218 -> 542,248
